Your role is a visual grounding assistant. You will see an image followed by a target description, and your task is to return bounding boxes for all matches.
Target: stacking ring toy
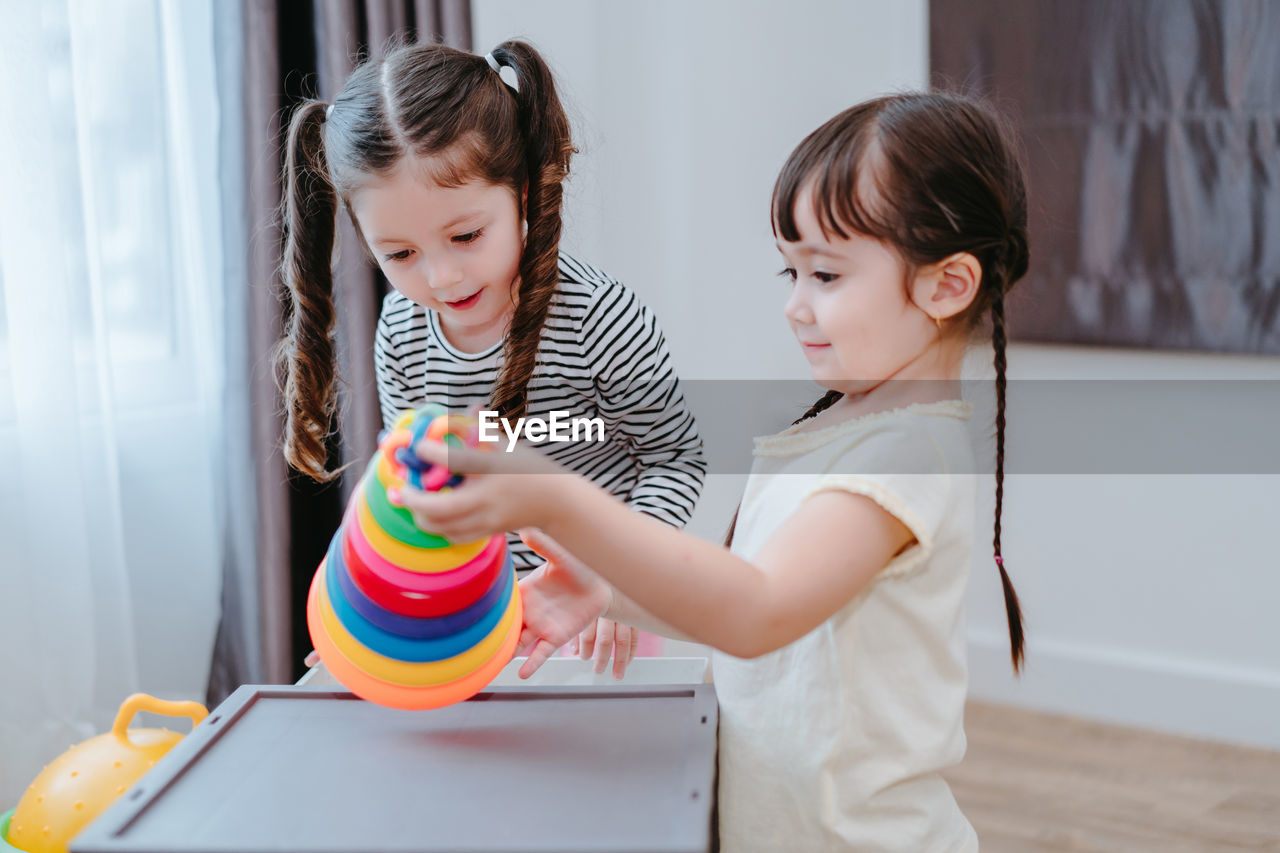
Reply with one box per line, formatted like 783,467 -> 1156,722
305,405 -> 522,710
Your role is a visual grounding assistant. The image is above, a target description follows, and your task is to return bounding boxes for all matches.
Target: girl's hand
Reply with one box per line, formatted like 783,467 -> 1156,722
513,528 -> 613,679
390,439 -> 565,542
573,617 -> 638,680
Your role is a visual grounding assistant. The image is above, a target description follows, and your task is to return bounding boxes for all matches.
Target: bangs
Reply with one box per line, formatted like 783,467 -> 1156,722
410,132 -> 501,189
771,104 -> 899,245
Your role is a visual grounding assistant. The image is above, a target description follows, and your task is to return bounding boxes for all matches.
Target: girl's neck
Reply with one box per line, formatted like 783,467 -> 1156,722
800,379 -> 962,432
799,338 -> 968,432
437,303 -> 516,354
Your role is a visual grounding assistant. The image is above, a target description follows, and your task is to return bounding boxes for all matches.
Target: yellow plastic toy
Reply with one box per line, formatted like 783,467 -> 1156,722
3,693 -> 207,853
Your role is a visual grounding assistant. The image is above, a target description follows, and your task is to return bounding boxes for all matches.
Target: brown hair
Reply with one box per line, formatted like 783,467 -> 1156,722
730,92 -> 1028,672
278,40 -> 575,481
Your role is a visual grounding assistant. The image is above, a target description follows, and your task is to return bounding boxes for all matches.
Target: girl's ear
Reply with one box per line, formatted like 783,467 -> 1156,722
912,252 -> 981,321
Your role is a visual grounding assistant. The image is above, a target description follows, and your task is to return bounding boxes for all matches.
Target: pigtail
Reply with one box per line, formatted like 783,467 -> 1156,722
486,41 -> 576,420
796,389 -> 844,424
724,390 -> 844,547
990,227 -> 1027,673
277,100 -> 341,482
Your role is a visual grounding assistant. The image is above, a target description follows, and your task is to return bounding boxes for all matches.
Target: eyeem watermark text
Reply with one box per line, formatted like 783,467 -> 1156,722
477,410 -> 606,452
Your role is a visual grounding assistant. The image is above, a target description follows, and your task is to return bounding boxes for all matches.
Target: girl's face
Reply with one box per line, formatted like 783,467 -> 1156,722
778,185 -> 938,396
351,159 -> 523,348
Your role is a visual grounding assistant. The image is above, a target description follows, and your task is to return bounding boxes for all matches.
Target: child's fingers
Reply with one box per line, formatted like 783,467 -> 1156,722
612,624 -> 634,680
519,528 -> 581,573
391,486 -> 491,541
519,527 -> 562,562
518,638 -> 558,679
515,626 -> 539,658
303,649 -> 319,668
592,618 -> 616,674
577,618 -> 598,661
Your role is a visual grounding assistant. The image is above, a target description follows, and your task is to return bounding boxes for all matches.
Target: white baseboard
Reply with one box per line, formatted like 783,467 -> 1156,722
968,630 -> 1280,750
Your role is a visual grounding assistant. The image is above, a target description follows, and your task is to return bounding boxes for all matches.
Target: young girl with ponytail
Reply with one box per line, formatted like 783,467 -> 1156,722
279,41 -> 706,677
395,91 -> 1029,851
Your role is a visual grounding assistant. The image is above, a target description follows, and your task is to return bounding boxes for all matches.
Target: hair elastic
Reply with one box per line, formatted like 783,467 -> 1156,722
484,52 -> 501,73
994,555 -> 1005,567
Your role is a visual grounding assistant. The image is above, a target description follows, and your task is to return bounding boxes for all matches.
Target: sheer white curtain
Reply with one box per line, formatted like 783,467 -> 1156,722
0,0 -> 227,806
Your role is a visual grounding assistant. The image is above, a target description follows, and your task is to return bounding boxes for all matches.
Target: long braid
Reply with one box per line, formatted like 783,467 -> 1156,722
991,288 -> 1024,671
277,100 -> 341,482
487,42 -> 575,420
723,390 -> 844,547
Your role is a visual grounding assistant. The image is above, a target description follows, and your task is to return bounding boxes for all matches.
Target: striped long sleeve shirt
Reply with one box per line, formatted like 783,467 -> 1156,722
374,253 -> 707,570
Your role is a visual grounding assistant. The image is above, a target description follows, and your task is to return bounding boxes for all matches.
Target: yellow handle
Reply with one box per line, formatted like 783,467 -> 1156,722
111,693 -> 209,740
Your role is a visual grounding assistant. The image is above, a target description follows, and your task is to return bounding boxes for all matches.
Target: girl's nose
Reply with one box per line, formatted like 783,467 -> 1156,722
784,285 -> 814,325
423,256 -> 463,290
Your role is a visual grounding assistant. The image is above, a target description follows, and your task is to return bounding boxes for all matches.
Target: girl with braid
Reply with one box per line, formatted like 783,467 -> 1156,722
395,91 -> 1028,851
278,41 -> 706,678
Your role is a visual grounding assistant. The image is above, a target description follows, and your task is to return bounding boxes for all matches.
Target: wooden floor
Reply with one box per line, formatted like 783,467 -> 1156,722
943,702 -> 1280,851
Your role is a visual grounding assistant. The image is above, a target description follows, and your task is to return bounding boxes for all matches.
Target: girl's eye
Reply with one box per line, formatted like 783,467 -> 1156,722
384,249 -> 412,263
777,267 -> 797,282
813,271 -> 839,284
452,229 -> 482,245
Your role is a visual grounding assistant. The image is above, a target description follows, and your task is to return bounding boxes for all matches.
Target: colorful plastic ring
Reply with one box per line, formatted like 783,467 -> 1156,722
326,552 -> 513,661
402,406 -> 450,488
341,506 -> 507,617
379,430 -> 412,488
426,413 -> 476,444
373,446 -> 464,538
394,436 -> 465,492
315,564 -> 518,685
332,534 -> 509,637
345,500 -> 503,592
354,490 -> 487,570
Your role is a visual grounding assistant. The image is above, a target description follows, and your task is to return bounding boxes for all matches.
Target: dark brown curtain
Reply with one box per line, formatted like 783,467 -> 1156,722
208,0 -> 472,702
931,0 -> 1280,354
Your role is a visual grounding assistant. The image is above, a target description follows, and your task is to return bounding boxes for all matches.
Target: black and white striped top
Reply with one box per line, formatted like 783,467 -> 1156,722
374,253 -> 707,570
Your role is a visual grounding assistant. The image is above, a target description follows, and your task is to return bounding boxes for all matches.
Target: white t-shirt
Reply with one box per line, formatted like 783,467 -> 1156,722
713,400 -> 980,853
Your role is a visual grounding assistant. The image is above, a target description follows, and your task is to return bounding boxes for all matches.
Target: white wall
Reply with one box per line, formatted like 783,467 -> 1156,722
473,0 -> 1280,748
964,344 -> 1280,749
